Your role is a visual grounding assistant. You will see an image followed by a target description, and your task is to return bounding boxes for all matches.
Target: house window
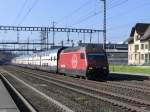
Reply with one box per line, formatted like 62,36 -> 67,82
149,42 -> 150,50
145,54 -> 148,63
135,54 -> 137,60
141,44 -> 144,49
135,45 -> 139,52
136,35 -> 139,40
129,55 -> 132,60
141,54 -> 144,60
145,44 -> 148,49
130,46 -> 132,51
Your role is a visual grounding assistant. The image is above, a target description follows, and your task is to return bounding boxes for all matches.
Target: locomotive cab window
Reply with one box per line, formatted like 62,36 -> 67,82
80,53 -> 85,59
87,53 -> 106,61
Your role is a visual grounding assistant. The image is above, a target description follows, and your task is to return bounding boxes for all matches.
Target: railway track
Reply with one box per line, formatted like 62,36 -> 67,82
4,65 -> 150,112
114,80 -> 150,89
0,73 -> 37,112
1,69 -> 122,112
107,81 -> 150,92
10,65 -> 150,101
0,70 -> 74,112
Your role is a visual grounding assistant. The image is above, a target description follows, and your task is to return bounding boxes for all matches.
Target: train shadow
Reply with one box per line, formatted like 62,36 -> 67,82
104,73 -> 150,81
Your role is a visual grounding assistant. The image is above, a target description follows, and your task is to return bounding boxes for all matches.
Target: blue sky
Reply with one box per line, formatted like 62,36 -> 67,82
0,0 -> 150,44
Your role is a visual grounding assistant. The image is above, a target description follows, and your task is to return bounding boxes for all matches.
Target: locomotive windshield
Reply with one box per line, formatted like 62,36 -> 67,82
87,53 -> 106,61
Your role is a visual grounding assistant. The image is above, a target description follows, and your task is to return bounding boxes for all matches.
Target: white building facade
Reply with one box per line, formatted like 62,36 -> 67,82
128,23 -> 150,65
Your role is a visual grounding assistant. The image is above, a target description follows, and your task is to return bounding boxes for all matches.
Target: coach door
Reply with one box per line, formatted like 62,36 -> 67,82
40,56 -> 41,66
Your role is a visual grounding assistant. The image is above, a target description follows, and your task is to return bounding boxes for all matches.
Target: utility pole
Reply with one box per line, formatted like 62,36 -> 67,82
52,21 -> 56,46
101,0 -> 106,50
17,30 -> 19,43
27,37 -> 29,55
46,27 -> 49,50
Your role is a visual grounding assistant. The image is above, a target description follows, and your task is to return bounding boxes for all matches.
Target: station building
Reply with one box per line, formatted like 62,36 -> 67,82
128,23 -> 150,65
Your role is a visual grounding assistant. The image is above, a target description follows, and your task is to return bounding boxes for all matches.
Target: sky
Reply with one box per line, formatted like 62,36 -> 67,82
0,0 -> 150,45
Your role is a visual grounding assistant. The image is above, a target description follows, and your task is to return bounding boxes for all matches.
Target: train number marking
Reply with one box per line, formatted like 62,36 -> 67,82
61,64 -> 66,68
72,54 -> 78,69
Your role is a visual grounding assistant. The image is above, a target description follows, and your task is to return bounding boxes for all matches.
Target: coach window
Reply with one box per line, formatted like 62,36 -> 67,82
54,56 -> 56,61
80,53 -> 85,59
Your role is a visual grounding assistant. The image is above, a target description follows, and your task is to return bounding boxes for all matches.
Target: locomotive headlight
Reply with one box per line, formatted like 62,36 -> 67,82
103,67 -> 107,69
88,67 -> 93,70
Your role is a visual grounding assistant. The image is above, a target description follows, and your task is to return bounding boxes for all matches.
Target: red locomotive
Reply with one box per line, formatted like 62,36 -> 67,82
58,44 -> 109,79
12,44 -> 109,80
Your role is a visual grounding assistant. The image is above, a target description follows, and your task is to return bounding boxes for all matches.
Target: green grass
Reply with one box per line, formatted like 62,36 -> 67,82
109,65 -> 150,75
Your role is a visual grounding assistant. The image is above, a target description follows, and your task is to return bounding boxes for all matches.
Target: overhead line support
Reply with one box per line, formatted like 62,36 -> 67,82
0,26 -> 103,33
100,0 -> 106,50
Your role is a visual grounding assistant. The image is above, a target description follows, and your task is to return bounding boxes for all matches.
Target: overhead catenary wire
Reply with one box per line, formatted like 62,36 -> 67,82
106,1 -> 150,33
69,11 -> 101,27
108,15 -> 150,33
18,0 -> 39,25
57,0 -> 94,25
107,0 -> 150,21
69,0 -> 129,27
13,0 -> 29,25
66,0 -> 129,44
82,0 -> 150,35
105,18 -> 150,44
108,0 -> 128,8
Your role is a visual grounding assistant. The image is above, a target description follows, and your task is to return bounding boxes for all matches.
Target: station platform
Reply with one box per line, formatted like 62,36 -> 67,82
0,79 -> 19,112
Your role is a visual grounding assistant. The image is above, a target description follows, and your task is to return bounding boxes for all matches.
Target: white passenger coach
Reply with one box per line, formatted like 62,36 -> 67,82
12,48 -> 65,73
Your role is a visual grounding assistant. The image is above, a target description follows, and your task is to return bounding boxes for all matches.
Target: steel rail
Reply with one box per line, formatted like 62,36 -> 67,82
28,66 -> 150,94
0,73 -> 37,112
108,81 -> 150,91
9,68 -> 150,112
1,70 -> 74,112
